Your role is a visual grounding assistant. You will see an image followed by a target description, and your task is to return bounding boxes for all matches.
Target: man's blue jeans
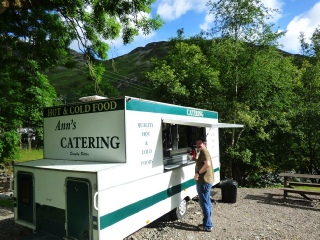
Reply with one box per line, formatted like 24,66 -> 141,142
196,182 -> 213,231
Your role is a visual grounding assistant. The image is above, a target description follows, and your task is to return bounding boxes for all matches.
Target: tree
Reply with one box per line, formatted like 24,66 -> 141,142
80,63 -> 120,98
0,59 -> 57,159
287,28 -> 320,175
145,40 -> 220,109
0,0 -> 163,81
299,28 -> 320,60
289,61 -> 320,174
206,0 -> 283,45
203,0 -> 289,183
0,0 -> 163,161
208,38 -> 297,184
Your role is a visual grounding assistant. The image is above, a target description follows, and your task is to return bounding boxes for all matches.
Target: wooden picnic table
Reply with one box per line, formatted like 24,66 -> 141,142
279,173 -> 320,201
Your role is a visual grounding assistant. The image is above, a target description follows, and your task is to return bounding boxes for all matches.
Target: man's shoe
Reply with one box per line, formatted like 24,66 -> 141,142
197,225 -> 212,232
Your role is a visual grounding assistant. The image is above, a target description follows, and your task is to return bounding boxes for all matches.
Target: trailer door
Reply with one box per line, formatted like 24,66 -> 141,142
17,172 -> 35,225
66,179 -> 91,240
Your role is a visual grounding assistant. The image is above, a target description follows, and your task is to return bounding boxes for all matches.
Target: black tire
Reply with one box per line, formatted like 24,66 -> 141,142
170,199 -> 188,220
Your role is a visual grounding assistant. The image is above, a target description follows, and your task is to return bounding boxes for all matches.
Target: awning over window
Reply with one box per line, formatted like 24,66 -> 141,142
162,118 -> 212,128
210,123 -> 244,128
162,117 -> 243,128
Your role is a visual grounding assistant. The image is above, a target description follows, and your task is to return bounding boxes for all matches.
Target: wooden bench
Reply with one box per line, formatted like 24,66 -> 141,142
287,181 -> 320,187
279,173 -> 320,201
279,188 -> 320,201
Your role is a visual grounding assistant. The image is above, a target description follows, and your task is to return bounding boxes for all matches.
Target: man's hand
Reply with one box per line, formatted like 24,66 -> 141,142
194,173 -> 199,181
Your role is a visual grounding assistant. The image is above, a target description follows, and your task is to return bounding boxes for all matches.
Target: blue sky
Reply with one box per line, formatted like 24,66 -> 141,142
70,0 -> 320,58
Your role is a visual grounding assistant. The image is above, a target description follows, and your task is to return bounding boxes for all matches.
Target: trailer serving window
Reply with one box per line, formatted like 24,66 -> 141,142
162,118 -> 209,170
162,124 -> 205,151
161,117 -> 243,170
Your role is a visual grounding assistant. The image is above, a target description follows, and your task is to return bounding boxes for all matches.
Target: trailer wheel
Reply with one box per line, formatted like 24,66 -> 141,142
171,199 -> 188,220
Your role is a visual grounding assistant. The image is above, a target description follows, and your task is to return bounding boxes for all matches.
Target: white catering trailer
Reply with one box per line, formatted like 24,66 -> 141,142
14,96 -> 242,240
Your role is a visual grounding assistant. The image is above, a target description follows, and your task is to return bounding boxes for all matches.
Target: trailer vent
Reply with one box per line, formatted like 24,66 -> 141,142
79,95 -> 107,102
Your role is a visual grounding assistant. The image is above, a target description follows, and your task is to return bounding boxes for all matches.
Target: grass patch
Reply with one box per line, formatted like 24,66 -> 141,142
16,149 -> 43,163
267,184 -> 283,188
0,198 -> 14,208
2,149 -> 43,174
293,186 -> 320,192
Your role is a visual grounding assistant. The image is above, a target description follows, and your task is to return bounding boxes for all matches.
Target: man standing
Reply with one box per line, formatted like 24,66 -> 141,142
194,137 -> 214,232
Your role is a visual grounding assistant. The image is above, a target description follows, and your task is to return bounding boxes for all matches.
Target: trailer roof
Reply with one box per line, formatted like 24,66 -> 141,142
126,97 -> 218,119
15,159 -> 122,172
43,96 -> 218,119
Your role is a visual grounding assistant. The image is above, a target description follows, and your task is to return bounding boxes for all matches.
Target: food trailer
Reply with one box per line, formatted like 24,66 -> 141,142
14,96 -> 242,240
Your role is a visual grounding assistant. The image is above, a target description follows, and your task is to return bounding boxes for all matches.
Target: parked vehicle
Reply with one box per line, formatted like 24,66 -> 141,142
14,96 -> 242,240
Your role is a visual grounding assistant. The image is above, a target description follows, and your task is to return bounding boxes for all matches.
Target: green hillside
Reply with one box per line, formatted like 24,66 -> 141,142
46,40 -> 303,103
46,41 -> 170,103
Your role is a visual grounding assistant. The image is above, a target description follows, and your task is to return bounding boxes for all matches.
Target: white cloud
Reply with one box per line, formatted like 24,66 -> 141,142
157,0 -> 207,21
199,13 -> 214,31
261,0 -> 284,23
279,2 -> 320,53
199,0 -> 284,32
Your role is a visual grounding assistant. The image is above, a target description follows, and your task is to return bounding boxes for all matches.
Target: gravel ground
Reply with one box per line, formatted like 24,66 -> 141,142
1,188 -> 320,240
127,187 -> 320,240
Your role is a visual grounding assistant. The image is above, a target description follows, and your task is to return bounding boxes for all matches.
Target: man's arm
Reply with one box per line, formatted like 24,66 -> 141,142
194,153 -> 211,180
198,159 -> 210,174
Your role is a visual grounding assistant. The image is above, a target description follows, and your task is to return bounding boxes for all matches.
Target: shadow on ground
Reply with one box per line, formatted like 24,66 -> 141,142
244,191 -> 320,212
145,190 -> 221,232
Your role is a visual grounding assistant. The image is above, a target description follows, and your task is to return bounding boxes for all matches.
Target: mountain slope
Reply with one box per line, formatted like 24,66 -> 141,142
46,40 -> 304,103
46,41 -> 170,103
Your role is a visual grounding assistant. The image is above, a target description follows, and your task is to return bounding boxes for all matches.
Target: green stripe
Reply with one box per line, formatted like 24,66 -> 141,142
126,99 -> 218,119
214,167 -> 220,173
100,179 -> 196,230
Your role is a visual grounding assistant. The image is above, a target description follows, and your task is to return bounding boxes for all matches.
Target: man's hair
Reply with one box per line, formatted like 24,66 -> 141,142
195,137 -> 206,143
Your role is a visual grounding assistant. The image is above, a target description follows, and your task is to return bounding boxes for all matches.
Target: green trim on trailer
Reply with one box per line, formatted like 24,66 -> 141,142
100,178 -> 196,230
100,167 -> 221,230
126,99 -> 218,119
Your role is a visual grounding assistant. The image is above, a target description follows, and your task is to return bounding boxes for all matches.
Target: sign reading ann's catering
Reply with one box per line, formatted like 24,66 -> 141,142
43,99 -> 126,162
43,99 -> 125,118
